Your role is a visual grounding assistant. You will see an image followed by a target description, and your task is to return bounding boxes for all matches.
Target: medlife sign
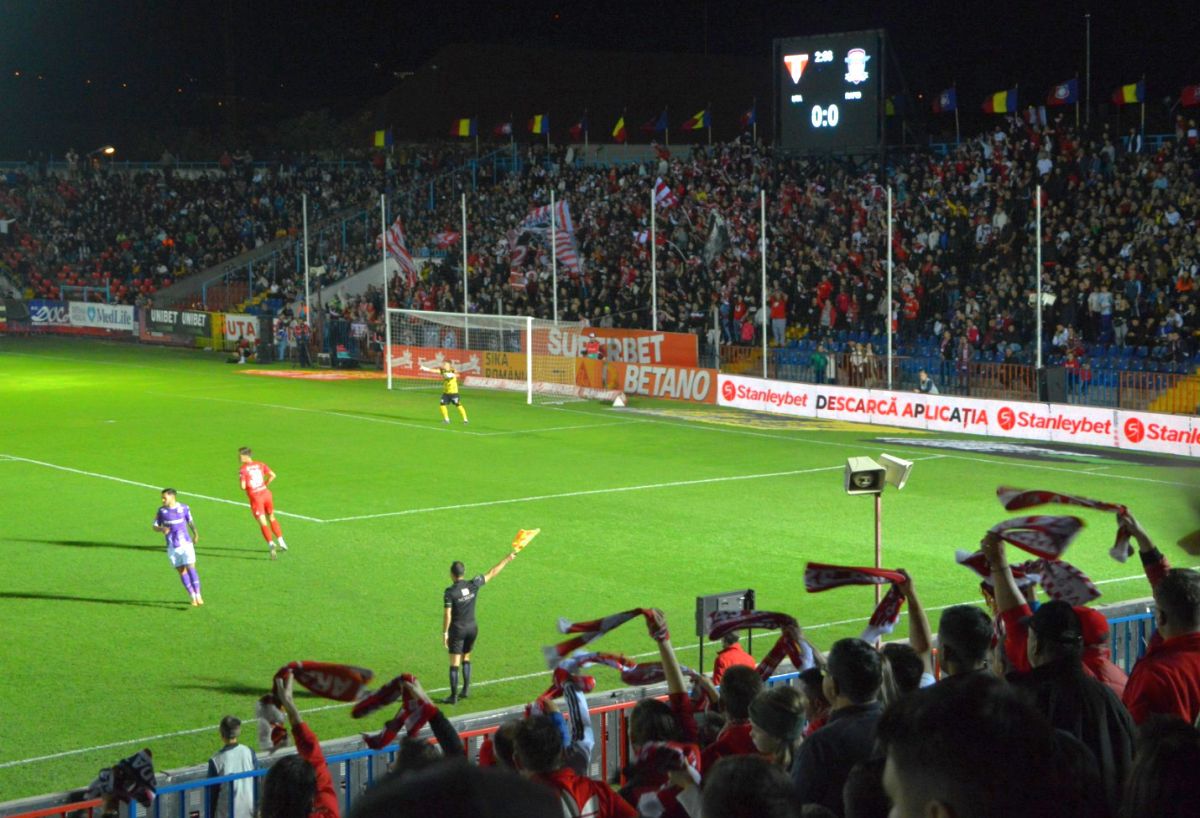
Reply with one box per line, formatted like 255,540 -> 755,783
69,301 -> 135,332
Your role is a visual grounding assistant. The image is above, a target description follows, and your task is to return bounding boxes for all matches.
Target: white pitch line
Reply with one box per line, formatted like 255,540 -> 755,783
0,576 -> 1154,770
321,464 -> 847,523
1,455 -> 325,523
471,419 -> 648,437
929,453 -> 1198,489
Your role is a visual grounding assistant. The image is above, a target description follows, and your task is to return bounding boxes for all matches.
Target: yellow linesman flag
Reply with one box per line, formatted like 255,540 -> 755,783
511,528 -> 541,552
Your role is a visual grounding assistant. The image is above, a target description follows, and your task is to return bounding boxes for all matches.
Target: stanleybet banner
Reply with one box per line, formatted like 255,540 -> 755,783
717,374 -> 1199,458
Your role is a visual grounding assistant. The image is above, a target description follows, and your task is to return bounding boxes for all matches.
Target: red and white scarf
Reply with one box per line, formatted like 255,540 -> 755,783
708,610 -> 817,679
805,563 -> 908,642
988,515 -> 1085,560
997,487 -> 1132,562
955,550 -> 1101,606
543,609 -> 667,667
256,696 -> 289,752
634,742 -> 703,818
534,652 -> 633,707
359,673 -> 439,750
273,661 -> 374,703
619,661 -> 699,687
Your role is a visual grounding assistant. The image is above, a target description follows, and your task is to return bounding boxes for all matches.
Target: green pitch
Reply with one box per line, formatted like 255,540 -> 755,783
1,336 -> 1197,800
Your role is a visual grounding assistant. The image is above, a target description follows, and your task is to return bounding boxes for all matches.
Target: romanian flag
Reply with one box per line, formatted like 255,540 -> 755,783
981,88 -> 1017,114
1112,81 -> 1145,106
528,114 -> 548,134
372,129 -> 393,148
932,88 -> 956,113
1046,79 -> 1078,106
451,118 -> 476,137
740,104 -> 756,130
612,116 -> 627,144
641,110 -> 668,134
682,109 -> 709,130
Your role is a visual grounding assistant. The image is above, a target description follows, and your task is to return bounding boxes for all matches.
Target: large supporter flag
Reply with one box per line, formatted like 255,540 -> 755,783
982,88 -> 1018,113
383,217 -> 419,288
1183,84 -> 1200,107
451,118 -> 476,137
372,129 -> 393,148
641,110 -> 668,134
681,109 -> 709,130
1112,81 -> 1145,105
528,114 -> 548,135
654,178 -> 678,210
932,88 -> 956,113
611,116 -> 627,143
1046,79 -> 1079,106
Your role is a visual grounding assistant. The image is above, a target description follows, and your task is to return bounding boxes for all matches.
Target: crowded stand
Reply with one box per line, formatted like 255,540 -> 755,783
4,117 -> 1197,393
2,117 -> 1197,405
53,507 -> 1200,818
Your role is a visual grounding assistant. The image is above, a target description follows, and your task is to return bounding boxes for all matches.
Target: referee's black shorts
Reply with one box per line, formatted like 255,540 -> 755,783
447,624 -> 478,655
440,393 -> 461,406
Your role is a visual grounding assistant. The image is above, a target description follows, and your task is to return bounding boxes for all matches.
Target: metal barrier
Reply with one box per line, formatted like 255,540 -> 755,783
1108,610 -> 1156,673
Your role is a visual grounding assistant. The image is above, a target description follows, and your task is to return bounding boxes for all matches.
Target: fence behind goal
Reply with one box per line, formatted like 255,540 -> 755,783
384,309 -> 618,404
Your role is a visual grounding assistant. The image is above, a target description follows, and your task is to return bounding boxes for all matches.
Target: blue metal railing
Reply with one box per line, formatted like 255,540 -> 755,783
1108,611 -> 1156,672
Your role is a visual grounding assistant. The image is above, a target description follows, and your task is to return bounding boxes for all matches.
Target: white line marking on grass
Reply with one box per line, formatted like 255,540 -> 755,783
0,574 -> 1153,770
471,419 -> 649,437
1,455 -> 325,523
321,464 -> 847,522
927,453 -> 1198,488
157,393 -> 464,436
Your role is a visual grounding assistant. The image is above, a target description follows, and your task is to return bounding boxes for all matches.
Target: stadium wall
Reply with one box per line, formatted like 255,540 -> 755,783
717,373 -> 1200,458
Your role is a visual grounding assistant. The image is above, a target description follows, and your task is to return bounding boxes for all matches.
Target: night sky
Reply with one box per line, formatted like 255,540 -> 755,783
2,0 -> 1197,156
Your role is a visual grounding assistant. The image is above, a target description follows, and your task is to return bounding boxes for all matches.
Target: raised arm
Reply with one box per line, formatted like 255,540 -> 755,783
1119,509 -> 1169,589
483,549 -> 516,583
897,570 -> 933,673
980,532 -> 1025,616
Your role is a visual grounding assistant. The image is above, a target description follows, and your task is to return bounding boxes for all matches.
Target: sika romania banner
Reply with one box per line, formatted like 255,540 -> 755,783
543,326 -> 699,367
716,374 -> 1200,458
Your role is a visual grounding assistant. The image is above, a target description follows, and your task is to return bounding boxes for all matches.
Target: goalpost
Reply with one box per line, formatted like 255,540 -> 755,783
385,309 -> 623,404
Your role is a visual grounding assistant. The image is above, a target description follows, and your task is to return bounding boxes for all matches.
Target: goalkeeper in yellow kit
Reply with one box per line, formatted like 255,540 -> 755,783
421,361 -> 469,424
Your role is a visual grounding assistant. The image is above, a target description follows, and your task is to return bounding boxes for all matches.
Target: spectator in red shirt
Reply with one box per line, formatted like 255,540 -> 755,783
1120,511 -> 1200,725
700,665 -> 763,772
515,714 -> 636,818
711,632 -> 756,684
264,672 -> 339,818
1074,605 -> 1129,698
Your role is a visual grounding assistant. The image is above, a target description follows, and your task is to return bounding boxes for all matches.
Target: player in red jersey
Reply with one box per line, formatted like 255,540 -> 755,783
238,446 -> 289,559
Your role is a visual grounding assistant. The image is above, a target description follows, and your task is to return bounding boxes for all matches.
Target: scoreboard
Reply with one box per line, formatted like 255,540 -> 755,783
773,29 -> 885,153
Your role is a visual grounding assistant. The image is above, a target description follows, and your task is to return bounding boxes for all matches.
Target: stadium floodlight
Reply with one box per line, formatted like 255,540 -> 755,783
89,145 -> 116,156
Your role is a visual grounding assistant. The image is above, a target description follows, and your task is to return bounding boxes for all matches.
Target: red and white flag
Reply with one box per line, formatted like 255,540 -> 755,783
432,231 -> 461,249
383,216 -> 419,287
654,177 -> 679,210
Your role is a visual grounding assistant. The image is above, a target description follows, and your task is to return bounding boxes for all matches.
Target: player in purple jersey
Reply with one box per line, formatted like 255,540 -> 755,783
154,488 -> 203,606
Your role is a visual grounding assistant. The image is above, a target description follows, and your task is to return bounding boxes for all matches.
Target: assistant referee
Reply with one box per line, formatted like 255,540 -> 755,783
441,549 -> 518,704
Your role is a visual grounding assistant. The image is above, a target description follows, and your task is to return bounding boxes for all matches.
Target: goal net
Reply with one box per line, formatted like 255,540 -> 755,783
385,309 -> 624,404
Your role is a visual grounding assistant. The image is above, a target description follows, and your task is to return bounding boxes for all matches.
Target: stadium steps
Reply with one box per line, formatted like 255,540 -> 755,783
1149,369 -> 1200,414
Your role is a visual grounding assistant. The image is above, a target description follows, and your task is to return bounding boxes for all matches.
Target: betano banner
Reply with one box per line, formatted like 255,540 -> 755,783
68,301 -> 135,332
576,358 -> 716,403
717,374 -> 1199,458
544,326 -> 699,367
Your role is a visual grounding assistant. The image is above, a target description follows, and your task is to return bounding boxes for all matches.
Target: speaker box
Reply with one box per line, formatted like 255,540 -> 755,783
1038,366 -> 1066,403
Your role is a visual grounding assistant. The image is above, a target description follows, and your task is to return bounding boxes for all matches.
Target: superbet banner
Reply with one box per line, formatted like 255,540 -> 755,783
717,374 -> 1199,458
544,326 -> 699,367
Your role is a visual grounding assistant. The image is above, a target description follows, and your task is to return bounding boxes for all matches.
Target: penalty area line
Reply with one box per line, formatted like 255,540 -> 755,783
0,455 -> 325,523
0,576 -> 1152,770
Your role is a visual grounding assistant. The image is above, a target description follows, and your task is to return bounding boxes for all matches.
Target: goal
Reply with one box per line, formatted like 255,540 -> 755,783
385,309 -> 623,404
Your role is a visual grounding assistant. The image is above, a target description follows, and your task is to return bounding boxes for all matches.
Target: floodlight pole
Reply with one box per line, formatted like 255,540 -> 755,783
874,495 -> 883,607
302,193 -> 310,328
1036,185 -> 1043,370
381,194 -> 392,390
551,189 -> 559,324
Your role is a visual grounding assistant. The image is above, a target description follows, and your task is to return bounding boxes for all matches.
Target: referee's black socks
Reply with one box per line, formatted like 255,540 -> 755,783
461,661 -> 471,697
449,666 -> 459,700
